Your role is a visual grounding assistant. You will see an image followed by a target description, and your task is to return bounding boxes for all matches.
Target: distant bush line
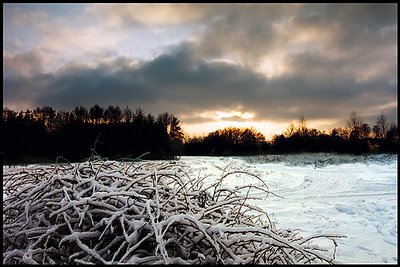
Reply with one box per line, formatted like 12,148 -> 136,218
3,106 -> 399,164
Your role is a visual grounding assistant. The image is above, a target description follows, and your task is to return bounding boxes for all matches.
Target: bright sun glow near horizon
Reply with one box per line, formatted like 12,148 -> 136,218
182,121 -> 287,141
182,116 -> 339,141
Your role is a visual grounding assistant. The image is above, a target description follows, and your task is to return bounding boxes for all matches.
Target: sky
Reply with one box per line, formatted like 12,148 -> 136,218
3,3 -> 398,140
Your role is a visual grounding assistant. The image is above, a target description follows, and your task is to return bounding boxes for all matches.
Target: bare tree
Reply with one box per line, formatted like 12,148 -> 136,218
347,110 -> 363,131
297,114 -> 308,136
284,122 -> 296,137
347,111 -> 364,140
375,113 -> 388,138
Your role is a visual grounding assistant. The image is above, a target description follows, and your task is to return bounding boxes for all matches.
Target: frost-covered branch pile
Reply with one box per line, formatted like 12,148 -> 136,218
3,160 -> 344,264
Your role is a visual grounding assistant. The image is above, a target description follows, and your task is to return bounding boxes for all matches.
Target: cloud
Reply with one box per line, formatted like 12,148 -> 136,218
4,50 -> 44,78
3,5 -> 50,28
85,4 -> 211,28
4,40 -> 397,127
3,51 -> 53,111
188,4 -> 397,79
3,4 -> 398,129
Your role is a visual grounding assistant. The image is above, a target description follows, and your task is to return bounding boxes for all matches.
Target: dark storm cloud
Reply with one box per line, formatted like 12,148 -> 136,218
3,3 -> 397,127
4,41 -> 396,125
22,43 -> 269,114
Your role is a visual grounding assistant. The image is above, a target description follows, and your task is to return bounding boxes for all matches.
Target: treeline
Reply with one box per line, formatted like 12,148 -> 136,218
184,112 -> 399,155
270,112 -> 398,154
184,127 -> 269,155
3,105 -> 184,164
3,106 -> 399,164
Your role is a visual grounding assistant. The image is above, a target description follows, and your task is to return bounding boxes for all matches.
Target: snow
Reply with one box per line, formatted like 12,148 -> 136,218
178,153 -> 397,264
3,153 -> 397,264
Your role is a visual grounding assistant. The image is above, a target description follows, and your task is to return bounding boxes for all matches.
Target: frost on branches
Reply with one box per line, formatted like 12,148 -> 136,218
3,160 -> 345,264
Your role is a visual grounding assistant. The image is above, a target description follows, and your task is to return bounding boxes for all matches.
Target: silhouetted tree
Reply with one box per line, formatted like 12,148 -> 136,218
331,127 -> 349,140
4,105 -> 399,164
347,111 -> 364,140
372,125 -> 381,139
3,107 -> 17,121
104,105 -> 122,124
284,122 -> 296,137
89,105 -> 104,124
375,113 -> 388,138
39,106 -> 56,130
386,122 -> 398,140
284,115 -> 308,137
360,123 -> 371,139
134,107 -> 145,124
297,114 -> 308,137
308,128 -> 322,137
240,128 -> 265,143
32,106 -> 56,127
157,113 -> 184,157
185,127 -> 266,155
347,110 -> 363,131
379,122 -> 399,152
73,106 -> 89,123
122,106 -> 133,123
104,106 -> 112,123
23,109 -> 34,121
157,113 -> 184,142
145,113 -> 155,124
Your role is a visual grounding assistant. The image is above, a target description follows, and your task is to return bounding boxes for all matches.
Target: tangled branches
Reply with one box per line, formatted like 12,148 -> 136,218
3,160 -> 345,264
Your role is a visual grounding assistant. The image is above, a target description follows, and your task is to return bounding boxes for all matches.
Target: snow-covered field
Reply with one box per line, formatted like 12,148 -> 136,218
178,153 -> 397,264
3,153 -> 397,264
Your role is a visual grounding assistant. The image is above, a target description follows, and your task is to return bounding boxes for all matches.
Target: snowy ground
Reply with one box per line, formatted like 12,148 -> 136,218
3,153 -> 397,264
178,153 -> 398,264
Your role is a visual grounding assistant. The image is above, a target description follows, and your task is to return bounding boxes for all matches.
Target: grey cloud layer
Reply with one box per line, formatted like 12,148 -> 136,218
4,41 -> 396,125
3,3 -> 397,127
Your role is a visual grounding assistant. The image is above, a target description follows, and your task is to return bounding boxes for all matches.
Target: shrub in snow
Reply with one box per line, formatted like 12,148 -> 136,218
3,159 -> 345,264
